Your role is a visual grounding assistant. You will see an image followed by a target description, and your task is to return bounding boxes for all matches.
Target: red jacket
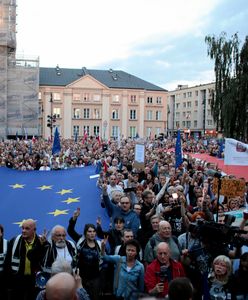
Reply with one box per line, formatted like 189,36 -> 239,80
145,258 -> 185,297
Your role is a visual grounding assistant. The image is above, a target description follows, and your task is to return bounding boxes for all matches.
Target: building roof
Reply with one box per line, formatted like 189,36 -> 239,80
39,67 -> 167,92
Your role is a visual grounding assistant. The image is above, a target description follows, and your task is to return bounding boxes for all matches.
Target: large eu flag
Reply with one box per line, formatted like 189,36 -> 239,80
0,166 -> 109,240
175,129 -> 183,168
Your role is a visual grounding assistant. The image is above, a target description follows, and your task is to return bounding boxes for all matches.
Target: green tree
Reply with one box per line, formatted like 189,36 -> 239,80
205,32 -> 248,141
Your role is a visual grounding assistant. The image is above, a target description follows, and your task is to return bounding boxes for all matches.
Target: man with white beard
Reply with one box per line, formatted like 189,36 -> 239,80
28,225 -> 76,276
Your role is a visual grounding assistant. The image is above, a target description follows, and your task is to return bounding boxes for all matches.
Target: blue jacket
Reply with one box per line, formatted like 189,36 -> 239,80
102,255 -> 144,300
102,194 -> 140,236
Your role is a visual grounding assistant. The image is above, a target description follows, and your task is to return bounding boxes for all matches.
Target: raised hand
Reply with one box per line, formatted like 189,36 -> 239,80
96,216 -> 101,226
73,207 -> 80,221
39,228 -> 48,245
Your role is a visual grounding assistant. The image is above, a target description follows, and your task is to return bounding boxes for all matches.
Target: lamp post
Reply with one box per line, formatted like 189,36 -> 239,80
46,93 -> 56,140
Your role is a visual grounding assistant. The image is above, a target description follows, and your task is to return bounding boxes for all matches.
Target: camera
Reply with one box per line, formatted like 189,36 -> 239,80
124,187 -> 136,193
158,265 -> 169,283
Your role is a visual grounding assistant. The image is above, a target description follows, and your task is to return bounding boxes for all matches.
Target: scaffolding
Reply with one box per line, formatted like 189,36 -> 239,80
0,0 -> 39,139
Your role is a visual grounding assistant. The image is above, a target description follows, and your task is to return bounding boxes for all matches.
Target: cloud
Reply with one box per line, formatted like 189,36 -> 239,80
16,0 -> 222,67
155,60 -> 171,69
163,69 -> 215,91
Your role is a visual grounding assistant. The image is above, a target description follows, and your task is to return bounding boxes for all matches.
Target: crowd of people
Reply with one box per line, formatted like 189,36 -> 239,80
0,135 -> 248,300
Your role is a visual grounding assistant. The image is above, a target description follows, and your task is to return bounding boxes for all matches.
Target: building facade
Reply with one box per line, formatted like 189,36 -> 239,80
39,67 -> 168,140
0,0 -> 39,139
167,83 -> 216,138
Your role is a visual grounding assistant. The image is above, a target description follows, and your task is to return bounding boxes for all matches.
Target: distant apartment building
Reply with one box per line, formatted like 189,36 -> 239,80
39,66 -> 168,139
167,83 -> 216,138
0,0 -> 39,139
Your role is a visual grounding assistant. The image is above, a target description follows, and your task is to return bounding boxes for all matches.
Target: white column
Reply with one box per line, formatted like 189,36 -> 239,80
63,93 -> 72,139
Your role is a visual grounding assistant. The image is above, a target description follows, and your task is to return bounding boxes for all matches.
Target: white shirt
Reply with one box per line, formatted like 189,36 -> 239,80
56,246 -> 73,264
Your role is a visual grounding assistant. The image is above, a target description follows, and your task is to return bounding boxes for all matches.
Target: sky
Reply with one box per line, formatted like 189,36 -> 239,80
16,0 -> 248,91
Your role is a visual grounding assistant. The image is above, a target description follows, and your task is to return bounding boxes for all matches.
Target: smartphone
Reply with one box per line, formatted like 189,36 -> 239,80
172,193 -> 178,199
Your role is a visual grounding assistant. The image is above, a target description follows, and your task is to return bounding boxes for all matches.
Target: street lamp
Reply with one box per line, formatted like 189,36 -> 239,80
46,93 -> 56,139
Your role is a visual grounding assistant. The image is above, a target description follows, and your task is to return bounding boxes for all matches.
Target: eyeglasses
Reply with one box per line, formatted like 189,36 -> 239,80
54,234 -> 66,238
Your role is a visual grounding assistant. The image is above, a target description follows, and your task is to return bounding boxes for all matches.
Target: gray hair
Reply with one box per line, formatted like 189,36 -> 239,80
51,225 -> 66,237
51,258 -> 73,276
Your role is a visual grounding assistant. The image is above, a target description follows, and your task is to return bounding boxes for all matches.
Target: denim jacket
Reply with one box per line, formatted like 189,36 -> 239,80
102,255 -> 144,300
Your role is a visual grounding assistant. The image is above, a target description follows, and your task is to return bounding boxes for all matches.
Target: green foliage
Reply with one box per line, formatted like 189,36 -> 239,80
205,32 -> 248,141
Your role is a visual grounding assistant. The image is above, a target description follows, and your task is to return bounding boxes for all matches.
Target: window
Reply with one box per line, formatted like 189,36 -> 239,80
187,102 -> 191,108
175,121 -> 180,128
129,126 -> 136,138
147,97 -> 153,104
73,94 -> 80,101
147,127 -> 152,137
53,93 -> 61,101
130,110 -> 136,120
195,91 -> 198,96
147,110 -> 152,120
183,102 -> 186,108
156,96 -> 162,104
208,99 -> 211,105
156,111 -> 161,121
156,127 -> 160,136
195,100 -> 198,107
131,95 -> 136,103
93,109 -> 101,119
53,108 -> 61,118
93,94 -> 100,101
113,95 -> 120,103
186,121 -> 191,128
186,112 -> 191,119
83,108 -> 90,119
176,112 -> 180,119
112,126 -> 119,138
83,126 -> 89,135
194,120 -> 197,128
176,103 -> 180,109
207,109 -> 211,116
182,121 -> 186,127
112,109 -> 119,120
207,120 -> 213,126
83,93 -> 89,101
73,126 -> 79,136
94,126 -> 100,136
73,108 -> 80,119
183,93 -> 186,98
187,92 -> 192,97
183,112 -> 186,117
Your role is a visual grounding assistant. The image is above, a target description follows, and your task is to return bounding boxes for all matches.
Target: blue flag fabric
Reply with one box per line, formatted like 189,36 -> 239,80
152,161 -> 159,177
0,166 -> 109,240
52,127 -> 61,155
175,129 -> 183,168
95,160 -> 102,174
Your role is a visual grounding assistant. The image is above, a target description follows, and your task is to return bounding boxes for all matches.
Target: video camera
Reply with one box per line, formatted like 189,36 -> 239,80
156,265 -> 170,283
190,217 -> 248,248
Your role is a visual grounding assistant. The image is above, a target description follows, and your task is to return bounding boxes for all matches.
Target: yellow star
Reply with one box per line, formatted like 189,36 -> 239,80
62,197 -> 80,204
48,209 -> 69,216
9,183 -> 25,189
37,185 -> 53,191
56,189 -> 73,195
13,219 -> 27,227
